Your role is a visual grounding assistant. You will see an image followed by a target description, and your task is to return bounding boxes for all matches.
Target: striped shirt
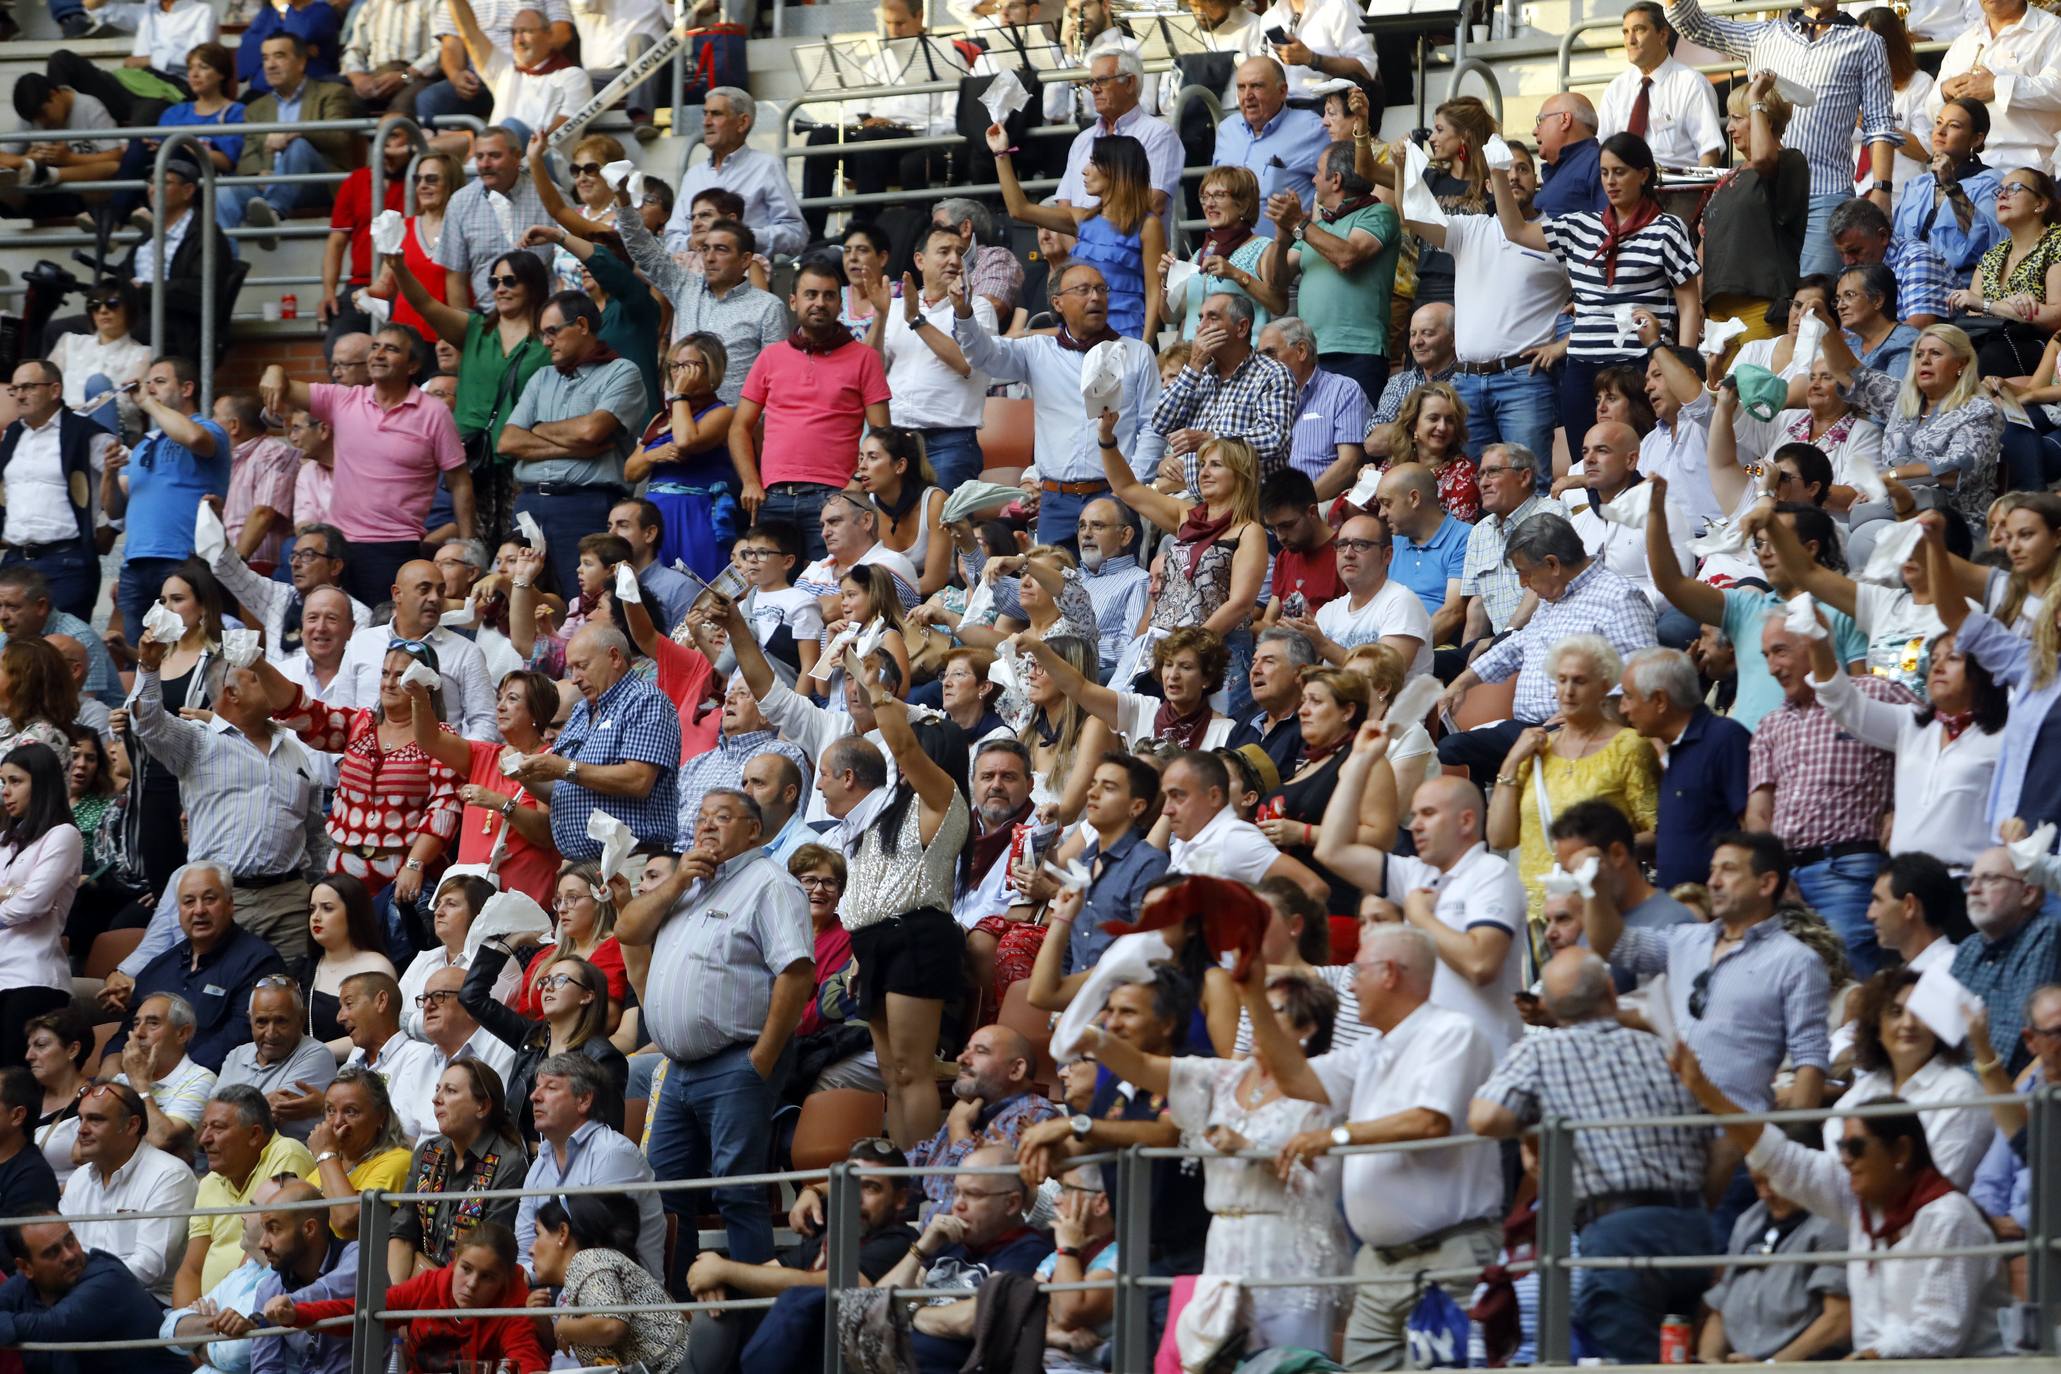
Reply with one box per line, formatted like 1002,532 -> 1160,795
1154,351 -> 1299,486
1542,211 -> 1701,360
614,203 -> 788,408
1666,0 -> 1900,196
340,0 -> 441,75
1469,558 -> 1659,722
1886,235 -> 1952,321
1082,556 -> 1151,674
676,729 -> 812,847
276,689 -> 463,858
643,845 -> 814,1062
435,178 -> 554,307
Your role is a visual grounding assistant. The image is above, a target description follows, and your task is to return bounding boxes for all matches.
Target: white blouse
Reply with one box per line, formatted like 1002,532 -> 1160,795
1822,1058 -> 1992,1190
0,826 -> 81,996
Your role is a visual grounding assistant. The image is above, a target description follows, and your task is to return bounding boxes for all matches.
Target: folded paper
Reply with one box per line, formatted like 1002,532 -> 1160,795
1345,466 -> 1382,510
485,189 -> 516,244
1906,963 -> 1980,1047
2007,822 -> 2057,875
464,890 -> 553,961
981,67 -> 1030,126
400,660 -> 443,692
221,627 -> 261,670
516,511 -> 546,555
613,562 -> 642,604
1688,521 -> 1746,558
499,750 -> 527,777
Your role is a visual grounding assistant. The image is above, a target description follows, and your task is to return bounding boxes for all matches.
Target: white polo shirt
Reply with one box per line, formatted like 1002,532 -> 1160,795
60,1140 -> 198,1303
1440,214 -> 1570,364
1170,804 -> 1280,885
1314,578 -> 1432,678
1310,1002 -> 1502,1247
1384,844 -> 1525,1050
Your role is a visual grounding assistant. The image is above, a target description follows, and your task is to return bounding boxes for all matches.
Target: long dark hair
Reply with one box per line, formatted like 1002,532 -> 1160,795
1598,131 -> 1661,204
63,724 -> 111,798
1088,133 -> 1153,236
0,744 -> 70,849
489,251 -> 552,331
533,1191 -> 641,1255
168,556 -> 229,646
1859,7 -> 1918,87
875,714 -> 971,873
312,872 -> 386,960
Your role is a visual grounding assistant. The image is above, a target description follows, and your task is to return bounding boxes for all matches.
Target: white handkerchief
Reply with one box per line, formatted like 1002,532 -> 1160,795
960,575 -> 998,626
988,651 -> 1024,698
400,660 -> 443,692
981,67 -> 1030,126
2007,822 -> 2057,875
221,628 -> 261,670
613,562 -> 642,604
1080,339 -> 1125,419
1639,972 -> 1678,1055
1782,591 -> 1826,639
439,596 -> 479,629
499,750 -> 527,777
1906,962 -> 1980,1047
1385,674 -> 1441,733
463,890 -> 552,961
1399,139 -> 1447,227
1698,316 -> 1749,358
1163,257 -> 1200,305
1770,73 -> 1817,107
1482,134 -> 1514,170
194,501 -> 226,563
141,602 -> 184,646
1042,858 -> 1093,893
370,209 -> 405,256
1687,521 -> 1746,558
586,810 -> 636,884
1612,303 -> 1641,350
516,511 -> 546,555
1595,485 -> 1649,528
1845,456 -> 1888,505
601,158 -> 645,202
1859,518 -> 1925,585
354,289 -> 391,328
1793,308 -> 1828,367
853,616 -> 887,664
485,189 -> 515,244
1541,855 -> 1599,899
1345,466 -> 1382,510
1304,76 -> 1357,99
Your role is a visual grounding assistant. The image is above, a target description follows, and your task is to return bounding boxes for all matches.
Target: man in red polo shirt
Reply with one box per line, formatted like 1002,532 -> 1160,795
729,259 -> 892,563
317,125 -> 409,345
1258,467 -> 1342,625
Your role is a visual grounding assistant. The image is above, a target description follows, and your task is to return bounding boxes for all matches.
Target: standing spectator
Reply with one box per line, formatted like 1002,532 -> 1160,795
1828,197 -> 1950,326
1924,0 -> 2061,181
617,788 -> 813,1281
665,89 -> 805,259
1530,92 -> 1607,217
317,128 -> 410,341
0,1214 -> 192,1374
0,743 -> 78,1062
214,979 -> 336,1144
59,1083 -> 197,1304
1599,3 -> 1724,167
218,37 -> 362,253
1374,464 -> 1467,648
932,199 -> 1026,327
728,261 -> 892,563
1364,304 -> 1457,455
1260,142 -> 1401,403
101,356 -> 228,641
1868,853 -> 1969,976
1151,292 -> 1296,483
1953,847 -> 2061,1076
212,395 -> 298,576
1459,444 -> 1553,642
1701,77 -> 1809,366
328,561 -> 492,739
437,128 -> 552,308
1213,58 -> 1329,237
1618,646 -> 1752,888
1469,950 -> 1712,1365
866,229 -> 996,492
1668,0 -> 1899,276
995,130 -> 1164,344
1169,167 -> 1283,339
0,366 -> 116,627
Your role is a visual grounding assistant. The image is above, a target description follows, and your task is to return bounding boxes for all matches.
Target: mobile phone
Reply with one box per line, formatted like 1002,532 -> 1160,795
1265,24 -> 1291,43
1282,591 -> 1307,619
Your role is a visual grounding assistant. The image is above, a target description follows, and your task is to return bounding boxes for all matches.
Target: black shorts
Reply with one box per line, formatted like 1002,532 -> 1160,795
848,907 -> 965,1019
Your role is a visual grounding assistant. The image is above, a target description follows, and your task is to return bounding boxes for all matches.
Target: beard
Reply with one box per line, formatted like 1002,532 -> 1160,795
1079,545 -> 1106,573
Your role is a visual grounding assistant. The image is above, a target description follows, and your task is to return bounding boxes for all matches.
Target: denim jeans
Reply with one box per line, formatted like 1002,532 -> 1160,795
514,485 -> 620,596
1033,481 -> 1109,553
1450,366 -> 1558,464
645,1040 -> 784,1284
1793,849 -> 1887,978
1321,351 -> 1389,409
758,482 -> 838,564
2,541 -> 100,624
413,75 -> 495,126
1576,1205 -> 1715,1363
1557,354 -> 1642,453
216,138 -> 334,242
919,426 -> 984,494
117,555 -> 184,645
1223,625 -> 1255,721
1801,192 -> 1847,279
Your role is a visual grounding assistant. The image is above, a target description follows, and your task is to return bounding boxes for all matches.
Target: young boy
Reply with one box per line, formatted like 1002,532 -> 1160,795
737,520 -> 823,679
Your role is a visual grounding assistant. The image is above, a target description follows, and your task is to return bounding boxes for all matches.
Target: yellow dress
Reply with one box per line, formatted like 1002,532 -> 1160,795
1512,728 -> 1661,924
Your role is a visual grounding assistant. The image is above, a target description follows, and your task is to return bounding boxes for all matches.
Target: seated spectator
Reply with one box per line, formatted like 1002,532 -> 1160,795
1375,383 -> 1478,522
462,922 -> 629,1144
1291,512 -> 1428,677
0,1069 -> 57,1268
218,36 -> 364,253
1829,197 -> 1949,327
1697,1124 -> 1853,1362
44,282 -> 149,439
1925,0 -> 2061,179
59,1082 -> 196,1304
306,876 -> 397,1052
159,1176 -> 288,1374
0,75 -> 124,220
0,1213 -> 191,1374
1948,168 -> 2061,381
108,865 -> 285,1078
173,1086 -> 315,1307
215,978 -> 336,1144
1966,984 -> 2061,1243
1838,263 -> 1921,379
1825,967 -> 1989,1186
0,570 -> 120,710
1258,468 -> 1341,622
1892,99 -> 2005,288
117,157 -> 233,363
1365,304 -> 1458,457
1950,848 -> 2061,1076
1375,463 -> 1468,651
528,1193 -> 684,1369
306,1065 -> 415,1237
386,1060 -> 526,1280
338,0 -> 442,111
1564,422 -> 1694,606
236,0 -> 341,93
513,1054 -> 665,1278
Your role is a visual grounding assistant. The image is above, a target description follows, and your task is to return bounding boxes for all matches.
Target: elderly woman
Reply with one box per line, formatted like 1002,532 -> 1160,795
1701,74 -> 1809,369
1164,165 -> 1285,338
1732,274 -> 1838,383
1947,168 -> 2061,378
1485,635 -> 1659,918
1824,967 -> 1990,1188
1835,263 -> 1920,379
1677,1050 -> 2009,1358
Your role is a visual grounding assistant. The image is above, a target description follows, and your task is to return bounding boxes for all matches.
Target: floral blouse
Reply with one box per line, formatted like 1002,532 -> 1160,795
1378,454 -> 1481,523
559,1247 -> 684,1371
1840,365 -> 2003,529
1976,223 -> 2061,304
276,687 -> 462,866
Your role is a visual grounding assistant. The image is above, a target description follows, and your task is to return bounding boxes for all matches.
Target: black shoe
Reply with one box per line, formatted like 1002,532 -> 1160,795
58,13 -> 93,36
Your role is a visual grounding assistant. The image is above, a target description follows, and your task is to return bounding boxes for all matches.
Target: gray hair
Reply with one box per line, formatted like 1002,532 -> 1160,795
443,538 -> 490,570
1624,647 -> 1701,710
1104,48 -> 1145,83
698,787 -> 763,831
248,976 -> 305,1015
209,1084 -> 274,1135
1267,315 -> 1317,354
1825,196 -> 1890,242
935,196 -> 995,244
1256,626 -> 1318,668
328,1064 -> 409,1155
1503,511 -> 1587,569
1483,443 -> 1538,486
822,735 -> 888,790
1206,291 -> 1255,334
535,1052 -> 610,1111
181,860 -> 233,894
578,624 -> 633,663
140,991 -> 197,1033
974,736 -> 1034,774
706,86 -> 755,124
1548,633 -> 1622,683
1543,952 -> 1615,1022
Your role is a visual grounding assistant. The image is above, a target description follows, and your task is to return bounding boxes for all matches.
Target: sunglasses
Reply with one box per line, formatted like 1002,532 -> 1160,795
86,296 -> 120,312
568,162 -> 605,177
487,274 -> 522,290
1687,967 -> 1713,1020
1835,1136 -> 1871,1161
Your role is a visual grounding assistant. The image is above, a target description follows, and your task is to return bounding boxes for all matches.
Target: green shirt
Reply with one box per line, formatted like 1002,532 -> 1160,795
584,244 -> 663,438
1290,200 -> 1401,356
453,312 -> 550,448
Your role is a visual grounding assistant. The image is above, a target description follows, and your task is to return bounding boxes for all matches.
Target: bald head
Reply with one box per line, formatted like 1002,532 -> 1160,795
388,559 -> 443,636
1407,302 -> 1456,372
1233,55 -> 1288,128
1375,462 -> 1441,540
1579,422 -> 1641,497
42,633 -> 86,685
1540,949 -> 1615,1023
1537,92 -> 1599,160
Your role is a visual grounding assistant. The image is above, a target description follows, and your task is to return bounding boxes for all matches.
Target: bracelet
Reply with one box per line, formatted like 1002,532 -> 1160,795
1974,1056 -> 2002,1075
1055,1246 -> 1082,1260
511,578 -> 532,589
1097,437 -> 1119,448
1494,774 -> 1517,788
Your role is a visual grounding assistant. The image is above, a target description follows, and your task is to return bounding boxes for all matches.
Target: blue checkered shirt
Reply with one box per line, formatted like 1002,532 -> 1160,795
1951,913 -> 2061,1076
549,671 -> 682,857
1153,350 -> 1298,489
1369,361 -> 1458,429
1887,236 -> 1952,322
1468,558 -> 1659,722
1082,556 -> 1150,676
677,729 -> 813,848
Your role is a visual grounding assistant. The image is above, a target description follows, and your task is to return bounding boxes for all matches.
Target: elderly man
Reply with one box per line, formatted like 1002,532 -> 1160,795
101,354 -> 230,639
1531,91 -> 1607,216
435,127 -> 551,305
1954,848 -> 2061,1075
339,0 -> 442,109
665,87 -> 806,258
517,623 -> 681,858
1056,51 -> 1182,230
45,634 -> 109,740
1969,983 -> 2061,1241
1564,420 -> 1695,606
497,293 -> 647,593
1151,291 -> 1296,484
1244,925 -> 1499,1367
59,1083 -> 197,1304
1459,444 -> 1553,643
1600,3 -> 1724,166
1256,317 -> 1367,489
334,971 -> 439,1142
249,1180 -> 358,1374
1924,0 -> 2061,178
616,191 -> 787,412
957,263 -> 1165,549
1618,646 -> 1751,889
0,567 -> 120,706
1826,197 -> 1948,326
0,1214 -> 191,1374
1366,304 -> 1458,453
416,963 -> 517,1085
216,979 -> 337,1143
674,671 -> 811,849
258,325 -> 472,604
217,36 -> 360,251
1293,511 -> 1430,677
517,1055 -> 666,1275
415,0 -> 574,119
0,367 -> 118,625
1375,463 -> 1468,642
107,864 -> 285,1074
955,740 -> 1036,930
1213,57 -> 1328,236
1470,950 -> 1713,1364
1076,498 -> 1151,674
619,788 -> 812,1279
325,333 -> 373,389
106,994 -> 218,1156
277,585 -> 357,705
332,558 -> 495,736
1229,629 -> 1316,773
871,228 -> 993,492
1262,143 -> 1401,403
173,1087 -> 315,1308
1436,511 -> 1658,784
1161,749 -> 1328,900
130,632 -> 324,971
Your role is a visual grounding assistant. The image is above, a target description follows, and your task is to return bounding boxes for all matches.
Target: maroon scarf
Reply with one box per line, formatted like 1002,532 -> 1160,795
1936,708 -> 1976,743
1154,698 -> 1214,751
788,326 -> 850,356
1200,223 -> 1255,261
1597,199 -> 1662,285
1319,193 -> 1376,224
556,341 -> 622,378
1056,321 -> 1120,353
1176,502 -> 1236,579
515,51 -> 576,77
970,800 -> 1032,880
1862,1166 -> 1956,1265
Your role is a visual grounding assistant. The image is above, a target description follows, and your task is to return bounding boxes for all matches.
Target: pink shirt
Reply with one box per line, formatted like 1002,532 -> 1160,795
307,382 -> 465,543
225,434 -> 300,571
739,339 -> 891,489
294,457 -> 334,527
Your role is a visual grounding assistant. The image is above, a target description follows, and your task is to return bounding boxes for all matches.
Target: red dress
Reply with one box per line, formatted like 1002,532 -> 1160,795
390,216 -> 452,338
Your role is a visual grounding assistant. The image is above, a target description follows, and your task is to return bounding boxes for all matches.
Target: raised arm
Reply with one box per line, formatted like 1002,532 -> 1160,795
1097,409 -> 1185,532
1310,721 -> 1394,895
858,652 -> 960,836
1704,386 -> 1757,515
1228,953 -> 1329,1105
1645,475 -> 1725,625
1016,634 -> 1122,731
983,125 -> 1080,235
1489,167 -> 1550,251
1075,1019 -> 1171,1099
1756,494 -> 1858,617
381,249 -> 471,346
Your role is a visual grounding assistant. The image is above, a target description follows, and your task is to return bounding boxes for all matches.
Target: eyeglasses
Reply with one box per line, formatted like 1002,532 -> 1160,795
1835,1136 -> 1871,1161
537,972 -> 589,991
568,162 -> 605,177
1687,967 -> 1714,1020
1334,538 -> 1389,553
416,990 -> 459,1008
954,1185 -> 1020,1200
797,875 -> 842,891
552,895 -> 592,910
5,381 -> 55,394
734,547 -> 775,560
2026,1023 -> 2061,1040
1969,872 -> 2025,887
1997,183 -> 2037,199
1085,74 -> 1133,89
287,547 -> 329,563
1054,282 -> 1110,298
487,274 -> 522,290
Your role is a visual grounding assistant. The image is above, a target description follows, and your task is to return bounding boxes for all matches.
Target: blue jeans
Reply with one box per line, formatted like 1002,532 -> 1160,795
1793,850 -> 1887,978
118,555 -> 185,645
919,426 -> 984,494
368,882 -> 422,969
1223,625 -> 1254,721
1576,1206 -> 1715,1363
645,1040 -> 782,1283
1557,354 -> 1641,454
1321,351 -> 1388,408
1033,481 -> 1108,553
2002,414 -> 2061,491
1451,366 -> 1558,465
513,485 -> 620,596
414,74 -> 495,126
757,481 -> 837,564
2,541 -> 100,624
216,138 -> 333,241
1801,192 -> 1847,280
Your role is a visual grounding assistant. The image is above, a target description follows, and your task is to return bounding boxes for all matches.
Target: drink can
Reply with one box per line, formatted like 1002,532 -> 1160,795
1658,1315 -> 1689,1364
280,293 -> 298,320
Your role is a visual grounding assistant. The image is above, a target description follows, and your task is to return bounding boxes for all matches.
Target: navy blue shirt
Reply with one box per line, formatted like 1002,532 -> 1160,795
236,3 -> 343,91
1091,1070 -> 1207,1266
0,1250 -> 189,1374
1064,828 -> 1170,976
1226,709 -> 1304,781
910,1228 -> 1055,1374
110,925 -> 286,1072
1535,137 -> 1608,219
1654,707 -> 1751,889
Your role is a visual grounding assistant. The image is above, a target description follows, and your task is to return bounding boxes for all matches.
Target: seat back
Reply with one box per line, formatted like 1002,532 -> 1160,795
998,979 -> 1058,1089
1452,677 -> 1518,732
979,395 -> 1035,473
84,928 -> 145,982
789,1088 -> 888,1173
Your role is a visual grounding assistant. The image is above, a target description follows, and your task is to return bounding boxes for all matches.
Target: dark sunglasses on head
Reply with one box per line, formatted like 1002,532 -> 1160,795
568,161 -> 605,177
487,274 -> 522,290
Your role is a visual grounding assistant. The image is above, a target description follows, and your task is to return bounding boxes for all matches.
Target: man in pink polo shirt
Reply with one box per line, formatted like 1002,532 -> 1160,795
259,325 -> 472,605
729,259 -> 892,563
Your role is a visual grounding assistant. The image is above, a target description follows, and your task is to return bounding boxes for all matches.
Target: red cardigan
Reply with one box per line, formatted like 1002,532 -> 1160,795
295,1262 -> 549,1373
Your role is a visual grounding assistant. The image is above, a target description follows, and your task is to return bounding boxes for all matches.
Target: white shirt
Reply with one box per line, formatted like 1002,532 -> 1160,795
346,1030 -> 443,1144
116,1054 -> 215,1131
1439,214 -> 1570,363
755,682 -> 893,824
1596,57 -> 1724,167
211,546 -> 372,663
1563,488 -> 1694,608
1384,844 -> 1525,1050
1923,7 -> 2061,184
1113,693 -> 1233,751
1900,0 -> 1980,40
478,47 -> 595,136
1773,408 -> 1886,487
1822,1057 -> 1990,1188
1638,396 -> 1723,529
0,828 -> 81,996
397,944 -> 519,1040
427,1026 -> 520,1095
60,1141 -> 198,1303
1170,804 -> 1281,885
847,36 -> 969,136
954,321 -> 1166,485
883,293 -> 996,431
334,622 -> 497,740
46,330 -> 151,436
131,0 -> 219,71
1314,578 -> 1432,678
131,206 -> 193,287
1309,1002 -> 1502,1246
567,0 -> 668,66
1907,936 -> 1957,976
4,412 -> 113,546
1256,0 -> 1377,95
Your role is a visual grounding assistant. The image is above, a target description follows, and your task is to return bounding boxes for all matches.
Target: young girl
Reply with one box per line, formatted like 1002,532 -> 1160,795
818,565 -> 912,710
271,1223 -> 548,1373
988,126 -> 1164,340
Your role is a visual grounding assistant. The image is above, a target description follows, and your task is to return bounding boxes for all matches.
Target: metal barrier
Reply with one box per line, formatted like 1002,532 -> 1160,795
1556,0 -> 1952,91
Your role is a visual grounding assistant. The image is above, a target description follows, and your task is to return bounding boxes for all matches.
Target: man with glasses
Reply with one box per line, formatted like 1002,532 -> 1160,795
1969,983 -> 2061,1244
317,129 -> 410,343
217,977 -> 336,1143
325,333 -> 373,389
1953,847 -> 2061,1075
1257,316 -> 1368,488
1055,52 -> 1182,233
1529,92 -> 1607,217
332,560 -> 495,736
0,362 -> 117,623
207,523 -> 371,667
1459,443 -> 1551,644
415,963 -> 516,1083
101,354 -> 231,643
673,671 -> 810,849
1072,498 -> 1149,677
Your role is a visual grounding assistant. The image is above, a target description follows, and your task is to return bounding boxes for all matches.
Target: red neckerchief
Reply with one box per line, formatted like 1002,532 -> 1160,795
1299,730 -> 1349,770
1200,223 -> 1255,260
1319,193 -> 1376,224
1597,198 -> 1662,284
555,341 -> 621,378
1154,698 -> 1213,751
1469,1195 -> 1539,1366
1936,708 -> 1976,743
514,51 -> 575,76
970,800 -> 1032,879
1862,1166 -> 1955,1266
1176,502 -> 1236,578
788,326 -> 850,356
1056,321 -> 1120,353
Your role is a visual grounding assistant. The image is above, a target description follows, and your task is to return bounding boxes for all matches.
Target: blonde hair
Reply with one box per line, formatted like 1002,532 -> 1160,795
1896,324 -> 1981,420
1548,632 -> 1624,683
1393,382 -> 1471,465
1344,643 -> 1406,707
1026,635 -> 1100,789
1196,437 -> 1262,525
1724,83 -> 1793,138
1296,665 -> 1371,732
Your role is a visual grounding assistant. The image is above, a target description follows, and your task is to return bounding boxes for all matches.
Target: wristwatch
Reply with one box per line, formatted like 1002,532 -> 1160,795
1330,1125 -> 1353,1148
403,858 -> 424,872
1069,1113 -> 1094,1141
564,759 -> 581,781
313,1151 -> 339,1166
500,795 -> 518,817
1872,179 -> 1894,194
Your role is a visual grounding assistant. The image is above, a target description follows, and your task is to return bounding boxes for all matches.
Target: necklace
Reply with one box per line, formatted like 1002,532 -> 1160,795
1239,1068 -> 1275,1108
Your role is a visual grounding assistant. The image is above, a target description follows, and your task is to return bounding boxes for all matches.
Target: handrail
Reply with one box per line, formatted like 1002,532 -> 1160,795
149,129 -> 219,407
1445,54 -> 1504,125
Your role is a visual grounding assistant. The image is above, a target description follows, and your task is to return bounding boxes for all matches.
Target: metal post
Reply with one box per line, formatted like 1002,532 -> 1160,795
2030,1084 -> 2061,1353
351,1189 -> 392,1374
147,131 -> 219,408
1112,1147 -> 1152,1374
1535,1117 -> 1576,1366
822,1163 -> 859,1374
370,114 -> 432,220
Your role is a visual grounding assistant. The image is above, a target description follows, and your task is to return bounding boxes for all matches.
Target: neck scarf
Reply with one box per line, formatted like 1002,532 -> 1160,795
1320,193 -> 1376,224
1300,728 -> 1350,770
1597,199 -> 1662,284
970,800 -> 1032,878
1056,321 -> 1120,353
1154,698 -> 1214,750
1862,1166 -> 1955,1264
873,475 -> 929,526
1469,1194 -> 1539,1366
515,51 -> 575,77
1200,223 -> 1255,261
1935,707 -> 1976,743
1176,502 -> 1237,578
1029,709 -> 1059,747
413,1137 -> 505,1264
789,326 -> 849,356
556,341 -> 621,378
